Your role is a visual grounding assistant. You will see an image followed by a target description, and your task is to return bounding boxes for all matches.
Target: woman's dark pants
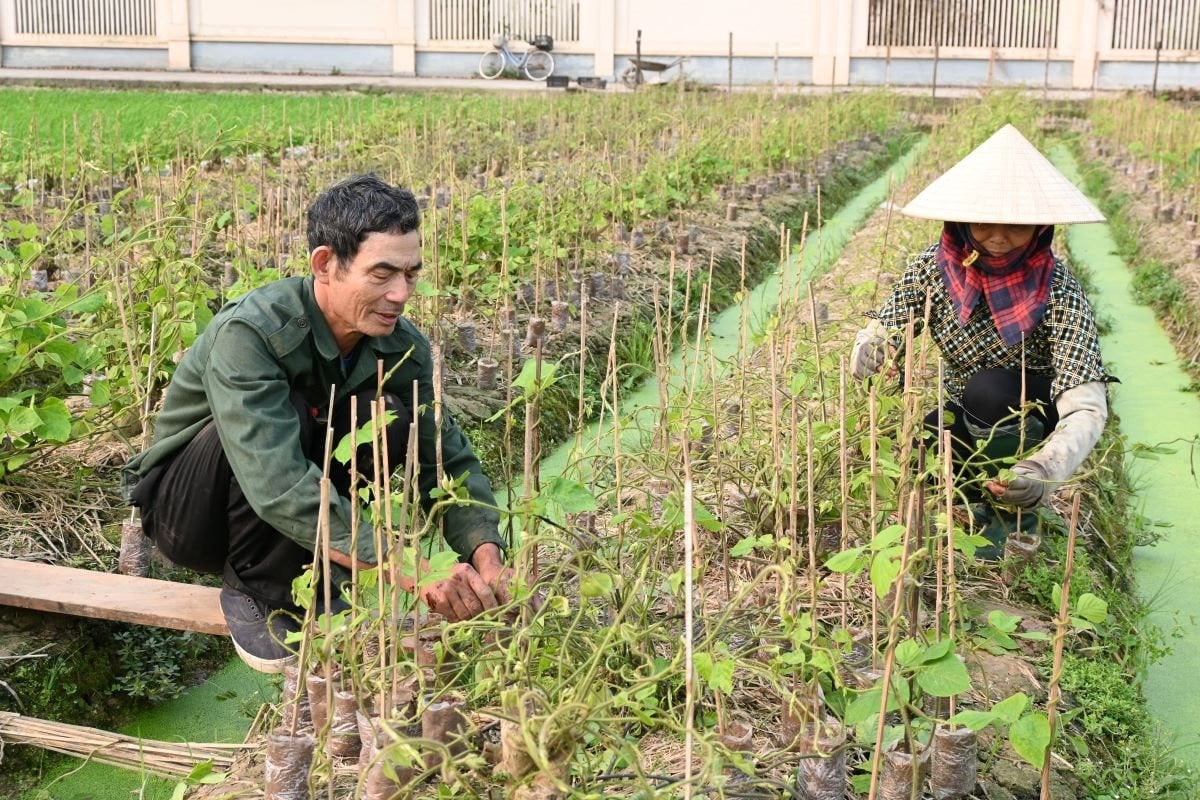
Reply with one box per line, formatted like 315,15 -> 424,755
924,368 -> 1059,502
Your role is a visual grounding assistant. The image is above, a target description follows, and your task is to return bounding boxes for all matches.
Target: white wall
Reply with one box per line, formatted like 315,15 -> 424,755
189,0 -> 395,43
0,0 -> 1196,86
613,0 -> 818,56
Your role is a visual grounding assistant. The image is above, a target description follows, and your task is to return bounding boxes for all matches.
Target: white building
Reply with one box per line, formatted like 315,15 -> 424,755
0,0 -> 1197,89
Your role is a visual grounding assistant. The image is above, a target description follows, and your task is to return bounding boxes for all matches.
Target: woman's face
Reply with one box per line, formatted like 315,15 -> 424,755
968,223 -> 1038,256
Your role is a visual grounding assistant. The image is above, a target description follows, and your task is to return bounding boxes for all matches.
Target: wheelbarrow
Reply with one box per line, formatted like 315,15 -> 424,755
620,55 -> 688,88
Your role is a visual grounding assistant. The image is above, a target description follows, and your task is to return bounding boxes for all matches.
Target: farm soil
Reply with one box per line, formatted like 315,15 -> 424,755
8,132 -> 913,798
185,130 -> 1092,799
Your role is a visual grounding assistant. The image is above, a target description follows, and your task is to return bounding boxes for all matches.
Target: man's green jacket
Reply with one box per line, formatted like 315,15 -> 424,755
122,276 -> 503,565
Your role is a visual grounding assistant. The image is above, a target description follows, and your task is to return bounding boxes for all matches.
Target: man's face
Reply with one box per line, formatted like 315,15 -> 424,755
312,230 -> 421,354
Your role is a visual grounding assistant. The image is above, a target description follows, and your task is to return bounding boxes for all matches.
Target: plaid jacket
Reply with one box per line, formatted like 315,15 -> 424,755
870,244 -> 1113,404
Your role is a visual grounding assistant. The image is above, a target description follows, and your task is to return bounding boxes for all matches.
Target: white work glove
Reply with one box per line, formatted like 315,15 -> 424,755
996,460 -> 1050,508
850,319 -> 890,380
991,382 -> 1109,509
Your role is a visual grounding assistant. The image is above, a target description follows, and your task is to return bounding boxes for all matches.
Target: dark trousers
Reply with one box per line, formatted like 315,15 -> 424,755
924,368 -> 1059,499
134,391 -> 411,608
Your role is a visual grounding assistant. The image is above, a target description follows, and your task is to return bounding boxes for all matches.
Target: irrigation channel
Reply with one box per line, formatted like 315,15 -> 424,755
1053,146 -> 1200,768
28,137 -> 929,800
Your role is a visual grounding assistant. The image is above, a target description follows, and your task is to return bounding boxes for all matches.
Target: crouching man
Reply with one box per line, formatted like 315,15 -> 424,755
123,175 -> 509,672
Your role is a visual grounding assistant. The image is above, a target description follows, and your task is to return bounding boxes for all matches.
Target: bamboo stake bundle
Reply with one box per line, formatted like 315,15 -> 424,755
0,712 -> 245,778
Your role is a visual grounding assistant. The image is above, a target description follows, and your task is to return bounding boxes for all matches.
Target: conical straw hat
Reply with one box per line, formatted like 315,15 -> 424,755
901,124 -> 1105,225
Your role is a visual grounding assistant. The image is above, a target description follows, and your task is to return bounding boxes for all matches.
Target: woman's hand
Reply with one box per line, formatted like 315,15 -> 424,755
851,320 -> 891,380
985,459 -> 1049,509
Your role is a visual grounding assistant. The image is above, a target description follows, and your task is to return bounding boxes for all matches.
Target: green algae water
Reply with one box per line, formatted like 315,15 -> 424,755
28,139 -> 925,798
1052,145 -> 1200,767
29,660 -> 272,800
533,136 -> 927,483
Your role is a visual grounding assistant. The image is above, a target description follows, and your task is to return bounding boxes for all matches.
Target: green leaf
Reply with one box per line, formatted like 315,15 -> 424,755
694,652 -> 735,696
778,649 -> 807,666
512,359 -> 558,394
987,610 -> 1021,633
945,709 -> 997,731
67,293 -> 106,314
34,397 -> 72,442
730,537 -> 759,558
824,546 -> 865,572
992,692 -> 1030,725
894,639 -> 923,667
690,498 -> 724,532
915,653 -> 971,697
89,379 -> 111,406
921,638 -> 954,663
869,547 -> 902,599
542,476 -> 597,513
1074,593 -> 1108,625
979,629 -> 1018,653
333,412 -> 397,465
18,240 -> 43,262
291,569 -> 315,610
5,405 -> 41,435
869,524 -> 906,550
414,550 -> 457,590
580,573 -> 614,598
1010,711 -> 1051,769
844,689 -> 884,727
184,760 -> 224,784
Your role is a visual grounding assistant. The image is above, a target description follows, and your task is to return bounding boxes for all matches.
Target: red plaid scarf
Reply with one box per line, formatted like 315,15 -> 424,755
935,222 -> 1055,347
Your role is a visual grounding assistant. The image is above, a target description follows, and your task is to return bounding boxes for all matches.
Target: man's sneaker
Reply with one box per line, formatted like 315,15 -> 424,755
219,586 -> 300,674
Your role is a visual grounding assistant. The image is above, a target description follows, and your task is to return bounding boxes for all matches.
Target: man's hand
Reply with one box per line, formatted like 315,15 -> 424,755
419,543 -> 511,622
985,459 -> 1049,509
470,543 -> 514,604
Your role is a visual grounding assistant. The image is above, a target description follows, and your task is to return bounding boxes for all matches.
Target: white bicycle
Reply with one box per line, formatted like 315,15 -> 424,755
478,33 -> 555,81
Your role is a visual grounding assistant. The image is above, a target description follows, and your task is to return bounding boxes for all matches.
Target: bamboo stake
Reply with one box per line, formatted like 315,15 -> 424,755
866,488 -> 920,800
318,386 -> 337,800
943,430 -> 958,723
682,475 -> 696,800
808,284 -> 828,423
1042,492 -> 1083,799
394,381 -> 421,703
805,408 -> 818,644
839,356 -> 849,630
869,383 -> 880,667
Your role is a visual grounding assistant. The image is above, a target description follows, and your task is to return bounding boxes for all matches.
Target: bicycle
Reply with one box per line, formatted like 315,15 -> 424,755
478,32 -> 555,81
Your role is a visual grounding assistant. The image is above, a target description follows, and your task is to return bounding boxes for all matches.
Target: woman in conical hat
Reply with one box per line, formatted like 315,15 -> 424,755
850,125 -> 1114,544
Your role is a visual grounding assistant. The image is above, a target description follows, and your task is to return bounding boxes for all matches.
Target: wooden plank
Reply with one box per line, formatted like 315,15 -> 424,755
0,558 -> 227,636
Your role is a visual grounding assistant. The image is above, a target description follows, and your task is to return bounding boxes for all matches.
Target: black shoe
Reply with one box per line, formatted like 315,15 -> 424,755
219,586 -> 300,674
